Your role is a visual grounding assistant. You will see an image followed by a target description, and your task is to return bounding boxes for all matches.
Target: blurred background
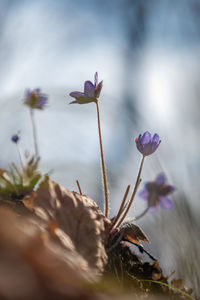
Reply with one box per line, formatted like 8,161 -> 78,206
0,0 -> 200,297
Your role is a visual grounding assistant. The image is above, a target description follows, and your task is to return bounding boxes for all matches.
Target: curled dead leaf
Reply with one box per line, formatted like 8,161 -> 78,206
23,175 -> 111,275
121,223 -> 149,245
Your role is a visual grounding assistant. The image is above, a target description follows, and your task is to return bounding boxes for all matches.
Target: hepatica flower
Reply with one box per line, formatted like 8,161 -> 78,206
24,88 -> 48,110
69,72 -> 103,104
139,173 -> 176,212
69,72 -> 109,217
135,131 -> 161,156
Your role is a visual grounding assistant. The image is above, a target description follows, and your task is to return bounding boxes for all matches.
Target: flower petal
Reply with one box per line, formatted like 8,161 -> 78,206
140,131 -> 151,144
138,188 -> 149,200
94,72 -> 98,87
160,184 -> 176,196
148,205 -> 159,213
155,173 -> 166,186
84,81 -> 95,97
151,141 -> 160,153
169,185 -> 176,193
69,91 -> 86,98
152,133 -> 160,143
95,80 -> 103,98
160,196 -> 173,210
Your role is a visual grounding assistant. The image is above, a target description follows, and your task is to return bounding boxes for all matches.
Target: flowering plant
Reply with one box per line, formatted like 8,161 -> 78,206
24,88 -> 48,110
0,72 -> 192,300
70,72 -> 103,104
139,172 -> 176,212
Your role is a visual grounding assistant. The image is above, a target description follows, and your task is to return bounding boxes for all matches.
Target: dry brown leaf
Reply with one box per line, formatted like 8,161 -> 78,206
122,223 -> 149,245
23,175 -> 111,275
0,207 -> 95,300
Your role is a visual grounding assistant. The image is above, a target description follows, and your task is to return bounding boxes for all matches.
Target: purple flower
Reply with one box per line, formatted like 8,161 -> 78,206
11,133 -> 20,143
69,72 -> 103,104
24,88 -> 48,109
139,173 -> 176,212
135,131 -> 161,156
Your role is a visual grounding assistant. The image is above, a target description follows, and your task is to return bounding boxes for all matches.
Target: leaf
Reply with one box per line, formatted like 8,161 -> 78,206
121,223 -> 149,245
0,207 -> 95,299
23,175 -> 111,274
29,174 -> 42,189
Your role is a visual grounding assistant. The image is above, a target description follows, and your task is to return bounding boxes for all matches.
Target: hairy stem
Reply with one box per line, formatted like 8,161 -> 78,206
95,100 -> 109,217
110,185 -> 130,231
115,155 -> 145,228
30,108 -> 39,158
76,180 -> 82,195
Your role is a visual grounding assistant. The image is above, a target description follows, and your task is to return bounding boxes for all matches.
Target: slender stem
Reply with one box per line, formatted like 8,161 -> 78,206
76,180 -> 82,195
95,100 -> 109,217
134,205 -> 150,220
115,155 -> 145,228
16,142 -> 24,170
110,185 -> 130,231
30,108 -> 39,157
120,179 -> 141,216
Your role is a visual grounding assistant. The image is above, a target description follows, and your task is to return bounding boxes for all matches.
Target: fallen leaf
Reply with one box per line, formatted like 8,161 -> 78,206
0,207 -> 94,300
121,223 -> 149,245
23,175 -> 111,275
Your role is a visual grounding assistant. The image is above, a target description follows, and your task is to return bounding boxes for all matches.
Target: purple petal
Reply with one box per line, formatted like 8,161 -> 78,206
159,184 -> 176,196
169,185 -> 176,193
138,188 -> 149,200
144,143 -> 155,156
140,131 -> 151,144
155,173 -> 167,186
148,205 -> 159,213
95,80 -> 103,98
69,91 -> 86,98
152,133 -> 160,143
84,81 -> 95,97
151,141 -> 160,153
159,196 -> 173,210
94,72 -> 98,87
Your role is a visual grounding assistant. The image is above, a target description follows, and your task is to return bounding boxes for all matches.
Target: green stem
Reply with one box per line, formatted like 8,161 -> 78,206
95,100 -> 109,217
139,280 -> 195,300
115,155 -> 145,228
30,108 -> 39,158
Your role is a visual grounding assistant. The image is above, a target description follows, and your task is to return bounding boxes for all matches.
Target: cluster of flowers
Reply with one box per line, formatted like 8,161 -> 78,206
11,72 -> 175,220
69,72 -> 176,215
